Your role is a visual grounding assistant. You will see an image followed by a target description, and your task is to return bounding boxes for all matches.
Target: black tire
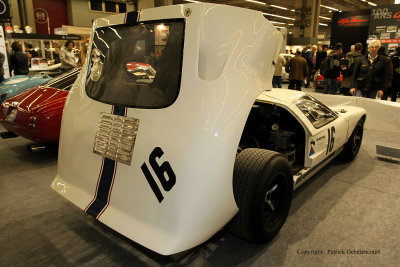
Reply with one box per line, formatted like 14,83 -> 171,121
230,148 -> 293,243
340,118 -> 364,161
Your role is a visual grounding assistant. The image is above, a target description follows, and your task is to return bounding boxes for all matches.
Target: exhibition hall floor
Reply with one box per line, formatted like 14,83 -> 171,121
1,93 -> 399,266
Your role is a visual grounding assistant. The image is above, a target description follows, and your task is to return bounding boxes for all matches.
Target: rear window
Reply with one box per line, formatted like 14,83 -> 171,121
85,19 -> 185,108
41,68 -> 80,91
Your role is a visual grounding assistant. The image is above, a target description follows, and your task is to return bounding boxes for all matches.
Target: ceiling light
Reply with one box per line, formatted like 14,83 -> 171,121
367,1 -> 377,6
321,4 -> 339,11
263,12 -> 295,20
270,21 -> 285,24
185,0 -> 201,2
245,0 -> 266,5
291,9 -> 295,12
275,26 -> 286,29
319,23 -> 328,26
270,4 -> 287,10
319,16 -> 331,20
288,23 -> 294,26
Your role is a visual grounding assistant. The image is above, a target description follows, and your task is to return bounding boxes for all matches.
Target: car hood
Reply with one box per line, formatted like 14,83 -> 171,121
0,75 -> 50,94
3,86 -> 68,115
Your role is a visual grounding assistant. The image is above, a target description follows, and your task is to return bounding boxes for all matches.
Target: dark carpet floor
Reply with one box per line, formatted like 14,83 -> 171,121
1,123 -> 399,266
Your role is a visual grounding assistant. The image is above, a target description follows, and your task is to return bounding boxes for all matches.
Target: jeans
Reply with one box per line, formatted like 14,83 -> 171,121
272,76 -> 282,88
323,78 -> 337,95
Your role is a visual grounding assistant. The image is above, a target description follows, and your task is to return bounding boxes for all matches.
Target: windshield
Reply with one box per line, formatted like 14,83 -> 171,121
85,19 -> 185,108
40,68 -> 81,91
295,95 -> 338,128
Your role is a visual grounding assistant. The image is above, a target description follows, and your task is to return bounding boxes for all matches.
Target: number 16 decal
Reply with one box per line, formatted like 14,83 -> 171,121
326,126 -> 335,154
141,147 -> 176,203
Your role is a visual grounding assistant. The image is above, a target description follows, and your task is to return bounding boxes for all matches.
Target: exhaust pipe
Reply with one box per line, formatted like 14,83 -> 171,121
26,144 -> 46,152
1,131 -> 18,139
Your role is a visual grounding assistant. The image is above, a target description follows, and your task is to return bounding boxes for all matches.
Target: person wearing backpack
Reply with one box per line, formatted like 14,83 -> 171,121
341,43 -> 363,96
388,46 -> 400,102
322,43 -> 342,95
350,40 -> 390,99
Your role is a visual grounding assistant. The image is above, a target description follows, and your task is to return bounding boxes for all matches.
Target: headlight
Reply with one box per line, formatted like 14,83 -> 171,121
5,109 -> 17,123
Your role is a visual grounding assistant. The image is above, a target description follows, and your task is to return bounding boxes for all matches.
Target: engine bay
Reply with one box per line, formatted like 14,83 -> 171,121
239,101 -> 305,173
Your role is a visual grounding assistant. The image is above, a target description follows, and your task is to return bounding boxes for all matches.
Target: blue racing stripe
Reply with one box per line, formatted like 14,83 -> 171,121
86,158 -> 116,217
86,105 -> 127,218
113,105 -> 125,116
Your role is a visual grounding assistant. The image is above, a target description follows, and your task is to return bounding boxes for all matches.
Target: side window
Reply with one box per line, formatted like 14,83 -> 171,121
295,95 -> 338,128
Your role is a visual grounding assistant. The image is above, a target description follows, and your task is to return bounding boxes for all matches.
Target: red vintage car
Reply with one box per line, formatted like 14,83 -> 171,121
313,69 -> 343,89
0,68 -> 81,145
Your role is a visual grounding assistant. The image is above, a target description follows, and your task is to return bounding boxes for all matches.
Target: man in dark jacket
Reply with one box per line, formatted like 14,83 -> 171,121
350,40 -> 390,99
323,43 -> 342,95
285,50 -> 308,91
341,43 -> 363,96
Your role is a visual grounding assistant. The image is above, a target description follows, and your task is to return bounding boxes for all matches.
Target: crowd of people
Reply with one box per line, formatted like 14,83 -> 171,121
274,40 -> 400,102
2,40 -> 88,79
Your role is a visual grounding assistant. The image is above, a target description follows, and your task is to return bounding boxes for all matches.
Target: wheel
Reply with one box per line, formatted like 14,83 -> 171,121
230,148 -> 293,243
340,118 -> 364,161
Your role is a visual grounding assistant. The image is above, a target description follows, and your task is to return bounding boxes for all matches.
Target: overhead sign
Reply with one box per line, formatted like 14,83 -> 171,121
0,0 -> 10,22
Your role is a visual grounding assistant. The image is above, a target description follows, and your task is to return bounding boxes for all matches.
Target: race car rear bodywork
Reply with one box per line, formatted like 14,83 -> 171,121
52,4 -> 282,255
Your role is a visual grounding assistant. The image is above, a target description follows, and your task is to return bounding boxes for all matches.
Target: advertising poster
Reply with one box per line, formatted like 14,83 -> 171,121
368,4 -> 400,53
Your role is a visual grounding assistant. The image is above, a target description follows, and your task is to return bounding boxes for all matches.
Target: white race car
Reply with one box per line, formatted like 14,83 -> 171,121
52,3 -> 366,255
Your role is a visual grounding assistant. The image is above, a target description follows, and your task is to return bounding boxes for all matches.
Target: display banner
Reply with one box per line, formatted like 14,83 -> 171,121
331,9 -> 370,54
0,26 -> 10,79
0,0 -> 11,22
368,4 -> 400,54
33,0 -> 69,34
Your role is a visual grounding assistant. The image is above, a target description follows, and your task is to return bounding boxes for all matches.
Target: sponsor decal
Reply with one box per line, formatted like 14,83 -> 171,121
309,146 -> 315,156
338,16 -> 369,27
309,140 -> 316,156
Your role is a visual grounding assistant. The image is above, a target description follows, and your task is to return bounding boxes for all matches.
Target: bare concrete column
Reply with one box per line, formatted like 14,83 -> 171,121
293,0 -> 321,44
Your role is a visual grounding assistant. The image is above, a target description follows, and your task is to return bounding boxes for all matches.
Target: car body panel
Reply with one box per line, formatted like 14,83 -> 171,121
51,4 -> 364,255
52,4 -> 282,255
0,74 -> 51,104
0,68 -> 81,142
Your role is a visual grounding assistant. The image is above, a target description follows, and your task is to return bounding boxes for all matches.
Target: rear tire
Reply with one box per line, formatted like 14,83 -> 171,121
230,148 -> 293,243
340,118 -> 364,161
